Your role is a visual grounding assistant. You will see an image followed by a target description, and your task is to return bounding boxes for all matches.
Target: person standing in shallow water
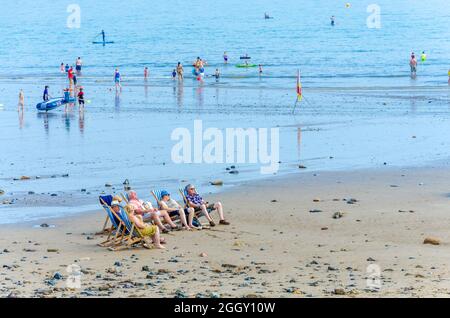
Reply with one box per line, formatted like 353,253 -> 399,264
410,52 -> 417,77
114,68 -> 122,91
144,67 -> 149,79
18,89 -> 24,110
176,62 -> 184,80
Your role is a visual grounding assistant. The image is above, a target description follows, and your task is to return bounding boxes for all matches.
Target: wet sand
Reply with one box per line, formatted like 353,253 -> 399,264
1,165 -> 450,298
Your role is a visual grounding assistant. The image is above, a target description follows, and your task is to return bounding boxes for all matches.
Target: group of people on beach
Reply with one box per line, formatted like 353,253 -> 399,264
108,184 -> 230,249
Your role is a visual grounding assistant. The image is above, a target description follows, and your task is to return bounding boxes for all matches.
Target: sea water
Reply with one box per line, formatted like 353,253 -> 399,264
0,0 -> 449,223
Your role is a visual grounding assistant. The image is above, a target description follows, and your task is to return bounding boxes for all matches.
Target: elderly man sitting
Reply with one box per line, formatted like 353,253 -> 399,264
159,190 -> 196,230
127,190 -> 178,233
184,184 -> 230,227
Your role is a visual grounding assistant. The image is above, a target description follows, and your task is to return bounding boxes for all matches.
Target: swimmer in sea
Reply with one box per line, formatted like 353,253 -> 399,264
65,64 -> 70,73
223,52 -> 228,64
60,63 -> 65,73
331,16 -> 335,26
43,86 -> 51,101
144,67 -> 149,79
421,51 -> 427,62
176,62 -> 184,80
172,69 -> 177,79
259,64 -> 263,74
214,68 -> 220,81
18,89 -> 24,110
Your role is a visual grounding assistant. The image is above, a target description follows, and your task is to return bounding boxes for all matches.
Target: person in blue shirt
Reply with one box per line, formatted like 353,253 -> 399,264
43,86 -> 51,101
114,68 -> 121,91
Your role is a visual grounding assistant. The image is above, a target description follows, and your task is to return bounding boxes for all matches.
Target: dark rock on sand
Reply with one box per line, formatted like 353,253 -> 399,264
423,237 -> 440,245
53,272 -> 63,280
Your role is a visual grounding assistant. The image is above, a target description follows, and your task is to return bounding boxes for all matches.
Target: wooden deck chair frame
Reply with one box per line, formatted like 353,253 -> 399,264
108,206 -> 146,251
98,198 -> 128,248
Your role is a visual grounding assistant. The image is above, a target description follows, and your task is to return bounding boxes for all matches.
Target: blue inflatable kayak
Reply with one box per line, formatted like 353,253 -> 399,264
36,97 -> 75,112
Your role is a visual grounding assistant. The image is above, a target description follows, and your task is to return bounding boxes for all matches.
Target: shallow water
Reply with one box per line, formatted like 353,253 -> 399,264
0,0 -> 450,224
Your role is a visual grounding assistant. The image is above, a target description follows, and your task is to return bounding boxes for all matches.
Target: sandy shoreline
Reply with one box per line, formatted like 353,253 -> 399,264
1,165 -> 450,298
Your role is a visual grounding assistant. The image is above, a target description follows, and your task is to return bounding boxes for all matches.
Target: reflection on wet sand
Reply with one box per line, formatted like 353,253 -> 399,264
79,108 -> 85,134
18,109 -> 24,129
144,79 -> 149,99
177,82 -> 184,110
37,112 -> 56,134
115,90 -> 121,112
196,83 -> 204,109
297,127 -> 302,160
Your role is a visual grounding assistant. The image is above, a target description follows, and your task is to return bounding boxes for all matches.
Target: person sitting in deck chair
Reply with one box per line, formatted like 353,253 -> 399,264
159,190 -> 196,230
128,190 -> 178,233
124,204 -> 165,249
185,184 -> 230,227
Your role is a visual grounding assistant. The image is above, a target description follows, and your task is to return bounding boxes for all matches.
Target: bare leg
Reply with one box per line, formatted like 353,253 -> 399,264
178,209 -> 191,229
159,210 -> 177,228
187,208 -> 195,227
151,227 -> 165,249
200,204 -> 214,222
214,202 -> 225,221
151,213 -> 167,231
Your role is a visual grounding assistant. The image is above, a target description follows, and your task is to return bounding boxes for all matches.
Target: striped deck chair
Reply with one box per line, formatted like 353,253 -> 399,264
98,196 -> 127,248
97,194 -> 114,234
108,206 -> 146,251
121,192 -> 129,204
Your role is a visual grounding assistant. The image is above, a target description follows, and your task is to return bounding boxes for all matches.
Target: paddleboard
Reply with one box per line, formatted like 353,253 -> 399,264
236,64 -> 258,68
92,41 -> 115,44
36,97 -> 75,112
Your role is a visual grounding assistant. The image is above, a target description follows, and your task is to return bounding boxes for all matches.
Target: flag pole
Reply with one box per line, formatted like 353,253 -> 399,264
292,69 -> 300,114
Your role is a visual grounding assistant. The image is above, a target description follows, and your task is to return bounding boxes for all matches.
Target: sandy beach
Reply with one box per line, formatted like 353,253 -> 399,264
1,165 -> 450,298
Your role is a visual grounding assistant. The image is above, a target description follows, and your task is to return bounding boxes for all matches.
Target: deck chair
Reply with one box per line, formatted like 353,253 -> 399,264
97,195 -> 114,234
98,196 -> 128,248
151,189 -> 181,222
108,206 -> 146,251
121,192 -> 129,204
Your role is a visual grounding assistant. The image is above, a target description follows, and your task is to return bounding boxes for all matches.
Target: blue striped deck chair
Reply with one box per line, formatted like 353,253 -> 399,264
98,196 -> 127,247
121,192 -> 130,204
108,206 -> 145,251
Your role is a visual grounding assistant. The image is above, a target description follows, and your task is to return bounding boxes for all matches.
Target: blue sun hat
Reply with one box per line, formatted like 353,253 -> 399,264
160,190 -> 170,198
